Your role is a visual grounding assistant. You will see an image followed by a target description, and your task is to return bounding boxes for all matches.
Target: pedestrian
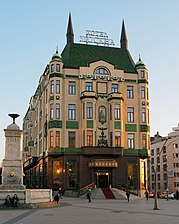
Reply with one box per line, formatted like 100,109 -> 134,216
176,189 -> 179,200
86,188 -> 92,203
145,190 -> 149,201
58,187 -> 63,199
12,194 -> 19,207
54,193 -> 60,203
126,189 -> 130,202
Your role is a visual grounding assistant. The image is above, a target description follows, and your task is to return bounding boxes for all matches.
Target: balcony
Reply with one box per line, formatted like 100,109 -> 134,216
80,91 -> 98,100
107,92 -> 123,101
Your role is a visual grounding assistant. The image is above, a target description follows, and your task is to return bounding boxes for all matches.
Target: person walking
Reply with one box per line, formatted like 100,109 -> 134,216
126,189 -> 130,202
54,193 -> 60,203
86,188 -> 92,203
145,190 -> 149,201
58,187 -> 63,199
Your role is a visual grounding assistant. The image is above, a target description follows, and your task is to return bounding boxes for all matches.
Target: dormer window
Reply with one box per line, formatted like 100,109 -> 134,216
94,67 -> 109,75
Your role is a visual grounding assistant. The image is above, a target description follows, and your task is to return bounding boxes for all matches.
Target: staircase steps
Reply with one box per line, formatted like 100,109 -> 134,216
101,188 -> 116,199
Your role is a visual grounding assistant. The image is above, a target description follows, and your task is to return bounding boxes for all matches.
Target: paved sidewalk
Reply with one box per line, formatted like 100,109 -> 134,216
0,197 -> 179,224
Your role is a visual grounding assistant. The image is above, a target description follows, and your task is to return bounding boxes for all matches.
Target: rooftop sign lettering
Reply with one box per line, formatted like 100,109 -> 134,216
80,30 -> 115,46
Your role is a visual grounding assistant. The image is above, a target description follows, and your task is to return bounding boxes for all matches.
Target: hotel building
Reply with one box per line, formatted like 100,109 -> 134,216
23,14 -> 150,195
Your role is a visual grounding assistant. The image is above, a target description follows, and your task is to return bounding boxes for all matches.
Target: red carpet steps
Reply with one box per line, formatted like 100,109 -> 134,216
101,188 -> 116,199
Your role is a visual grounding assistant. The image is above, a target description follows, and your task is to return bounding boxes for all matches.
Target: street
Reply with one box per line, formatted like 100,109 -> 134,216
0,197 -> 179,224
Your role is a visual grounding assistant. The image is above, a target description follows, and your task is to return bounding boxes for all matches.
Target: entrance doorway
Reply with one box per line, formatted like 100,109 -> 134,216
95,171 -> 111,188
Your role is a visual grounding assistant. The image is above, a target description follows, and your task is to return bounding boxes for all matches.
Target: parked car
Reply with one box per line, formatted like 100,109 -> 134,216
165,192 -> 175,199
149,191 -> 155,198
160,192 -> 167,199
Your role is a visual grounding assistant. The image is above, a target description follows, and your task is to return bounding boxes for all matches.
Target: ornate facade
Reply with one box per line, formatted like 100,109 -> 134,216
23,14 -> 150,195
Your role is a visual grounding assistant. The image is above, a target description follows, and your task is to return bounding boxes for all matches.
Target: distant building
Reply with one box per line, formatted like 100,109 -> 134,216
150,126 -> 179,193
23,14 -> 150,195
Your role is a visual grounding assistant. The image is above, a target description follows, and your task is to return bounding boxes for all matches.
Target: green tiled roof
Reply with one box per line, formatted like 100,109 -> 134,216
61,43 -> 137,74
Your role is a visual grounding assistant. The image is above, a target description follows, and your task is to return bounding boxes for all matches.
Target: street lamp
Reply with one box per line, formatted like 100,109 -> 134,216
153,138 -> 170,210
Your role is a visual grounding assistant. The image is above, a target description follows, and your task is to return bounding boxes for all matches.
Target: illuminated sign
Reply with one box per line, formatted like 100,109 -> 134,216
80,30 -> 115,46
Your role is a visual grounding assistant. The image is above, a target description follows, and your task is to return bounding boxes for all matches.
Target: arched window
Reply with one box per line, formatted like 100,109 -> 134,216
94,67 -> 109,75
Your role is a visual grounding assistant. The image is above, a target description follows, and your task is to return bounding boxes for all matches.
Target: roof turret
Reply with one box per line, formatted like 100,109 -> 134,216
51,48 -> 62,62
135,55 -> 146,69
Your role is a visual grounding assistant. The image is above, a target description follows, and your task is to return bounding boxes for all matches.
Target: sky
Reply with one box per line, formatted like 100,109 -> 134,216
1,0 -> 179,164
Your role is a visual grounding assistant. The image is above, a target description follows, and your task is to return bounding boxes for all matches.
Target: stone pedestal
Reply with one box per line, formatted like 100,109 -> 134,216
0,114 -> 25,190
0,114 -> 52,207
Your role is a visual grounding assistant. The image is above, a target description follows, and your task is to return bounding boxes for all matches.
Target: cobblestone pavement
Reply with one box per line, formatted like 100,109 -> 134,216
0,197 -> 179,224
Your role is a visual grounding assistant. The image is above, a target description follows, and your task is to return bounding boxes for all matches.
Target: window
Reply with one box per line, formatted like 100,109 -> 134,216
50,104 -> 54,119
51,64 -> 54,73
127,108 -> 134,122
50,131 -> 54,148
56,131 -> 60,147
163,164 -> 167,171
83,103 -> 85,119
87,102 -> 93,119
110,132 -> 113,147
56,80 -> 60,94
151,149 -> 154,156
157,157 -> 160,163
173,144 -> 178,149
142,134 -> 147,149
56,64 -> 60,72
87,130 -> 93,146
157,165 -> 160,172
95,67 -> 109,75
56,103 -> 60,119
83,130 -> 85,146
69,81 -> 76,95
112,84 -> 118,93
29,128 -> 32,139
68,132 -> 75,148
86,82 -> 93,91
147,87 -> 149,100
68,104 -> 76,120
141,70 -> 145,78
128,133 -> 134,148
110,104 -> 112,120
157,174 -> 160,181
50,80 -> 54,94
141,86 -> 145,99
115,132 -> 121,147
127,86 -> 134,98
114,104 -> 120,120
142,108 -> 146,123
163,155 -> 167,162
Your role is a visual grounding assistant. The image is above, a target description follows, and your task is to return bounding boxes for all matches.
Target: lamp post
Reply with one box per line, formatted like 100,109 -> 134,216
153,138 -> 169,210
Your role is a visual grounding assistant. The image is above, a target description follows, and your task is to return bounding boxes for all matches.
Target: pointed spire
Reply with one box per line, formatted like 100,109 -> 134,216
56,46 -> 58,54
66,13 -> 74,44
120,20 -> 128,49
